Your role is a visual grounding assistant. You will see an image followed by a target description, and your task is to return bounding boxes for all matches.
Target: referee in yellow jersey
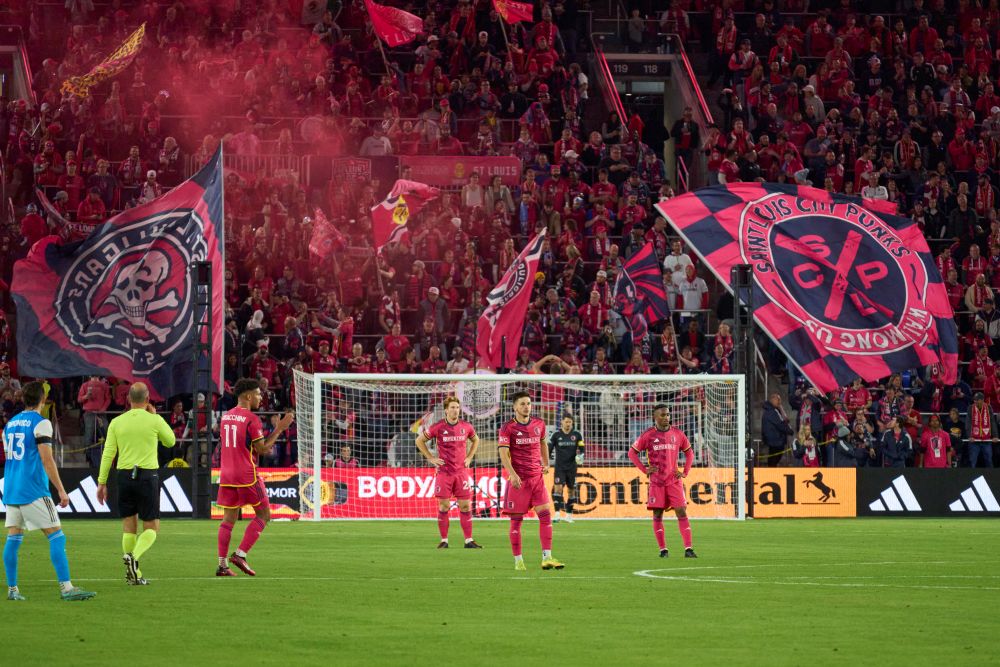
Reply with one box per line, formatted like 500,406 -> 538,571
96,383 -> 176,585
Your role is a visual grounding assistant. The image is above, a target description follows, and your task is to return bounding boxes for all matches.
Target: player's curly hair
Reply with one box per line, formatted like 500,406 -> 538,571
233,378 -> 260,397
442,396 -> 460,409
511,390 -> 531,404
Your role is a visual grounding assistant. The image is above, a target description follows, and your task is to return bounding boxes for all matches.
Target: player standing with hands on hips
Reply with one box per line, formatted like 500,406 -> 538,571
549,415 -> 585,523
216,378 -> 294,577
415,397 -> 483,549
97,382 -> 177,585
498,391 -> 565,571
3,381 -> 96,601
628,404 -> 697,558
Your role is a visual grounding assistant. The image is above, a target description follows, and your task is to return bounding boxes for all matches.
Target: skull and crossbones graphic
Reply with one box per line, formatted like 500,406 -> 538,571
96,250 -> 180,343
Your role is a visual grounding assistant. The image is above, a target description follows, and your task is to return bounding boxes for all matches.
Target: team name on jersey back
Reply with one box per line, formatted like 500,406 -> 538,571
3,411 -> 53,505
219,406 -> 266,486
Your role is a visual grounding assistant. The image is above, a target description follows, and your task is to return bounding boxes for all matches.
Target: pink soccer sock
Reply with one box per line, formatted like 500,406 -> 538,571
459,511 -> 473,540
509,516 -> 523,556
218,522 -> 234,558
238,518 -> 267,554
437,511 -> 450,540
652,516 -> 666,550
537,510 -> 553,551
677,516 -> 692,549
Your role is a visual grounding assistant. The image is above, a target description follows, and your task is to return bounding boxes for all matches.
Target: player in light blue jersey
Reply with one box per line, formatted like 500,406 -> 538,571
3,381 -> 95,601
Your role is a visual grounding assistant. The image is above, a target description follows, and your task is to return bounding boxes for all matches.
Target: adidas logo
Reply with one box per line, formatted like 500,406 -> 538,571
868,475 -> 922,512
948,476 -> 1000,513
0,475 -> 191,514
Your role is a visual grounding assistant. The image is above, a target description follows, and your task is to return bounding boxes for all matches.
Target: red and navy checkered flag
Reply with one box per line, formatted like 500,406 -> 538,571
613,241 -> 671,340
654,183 -> 959,393
12,147 -> 225,400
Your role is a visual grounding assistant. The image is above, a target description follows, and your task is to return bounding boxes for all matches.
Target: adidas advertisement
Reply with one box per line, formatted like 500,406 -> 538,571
857,470 -> 1000,517
0,470 -> 193,518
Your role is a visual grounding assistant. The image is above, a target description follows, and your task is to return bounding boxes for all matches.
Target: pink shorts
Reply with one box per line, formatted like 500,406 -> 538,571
647,480 -> 687,510
435,472 -> 472,500
503,474 -> 551,515
217,478 -> 268,508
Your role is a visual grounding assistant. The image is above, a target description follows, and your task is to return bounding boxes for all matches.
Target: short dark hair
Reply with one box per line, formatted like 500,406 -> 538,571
561,414 -> 574,422
234,378 -> 260,397
22,381 -> 45,409
511,390 -> 531,404
652,403 -> 670,413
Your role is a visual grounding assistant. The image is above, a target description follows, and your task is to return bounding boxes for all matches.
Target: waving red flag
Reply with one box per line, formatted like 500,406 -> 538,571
493,0 -> 534,23
364,0 -> 424,47
308,208 -> 346,263
477,230 -> 547,370
371,179 -> 439,252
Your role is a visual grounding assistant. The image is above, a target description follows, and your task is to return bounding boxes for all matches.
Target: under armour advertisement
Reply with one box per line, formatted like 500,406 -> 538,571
12,147 -> 225,400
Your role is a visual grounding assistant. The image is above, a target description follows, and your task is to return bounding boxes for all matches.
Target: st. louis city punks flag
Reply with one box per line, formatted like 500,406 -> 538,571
308,207 -> 347,263
493,0 -> 534,23
613,241 -> 671,340
12,147 -> 225,400
364,0 -> 424,46
371,179 -> 439,253
655,183 -> 959,393
477,230 -> 547,370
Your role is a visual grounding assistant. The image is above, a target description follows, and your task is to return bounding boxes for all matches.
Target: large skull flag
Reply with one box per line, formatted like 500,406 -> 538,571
12,148 -> 225,399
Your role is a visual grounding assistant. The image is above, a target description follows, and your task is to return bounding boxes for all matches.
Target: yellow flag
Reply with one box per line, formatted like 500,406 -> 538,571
61,23 -> 146,98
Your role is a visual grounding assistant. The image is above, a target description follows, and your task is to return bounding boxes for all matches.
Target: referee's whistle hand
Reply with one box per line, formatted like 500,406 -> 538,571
96,484 -> 108,506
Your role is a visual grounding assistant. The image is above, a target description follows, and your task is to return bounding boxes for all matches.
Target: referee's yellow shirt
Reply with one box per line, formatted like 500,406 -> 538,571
97,409 -> 177,484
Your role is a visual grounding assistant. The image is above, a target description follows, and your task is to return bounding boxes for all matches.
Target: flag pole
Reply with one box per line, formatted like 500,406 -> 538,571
375,36 -> 392,76
499,16 -> 511,56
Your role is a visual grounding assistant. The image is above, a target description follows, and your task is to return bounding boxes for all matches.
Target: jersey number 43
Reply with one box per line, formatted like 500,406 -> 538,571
3,432 -> 25,460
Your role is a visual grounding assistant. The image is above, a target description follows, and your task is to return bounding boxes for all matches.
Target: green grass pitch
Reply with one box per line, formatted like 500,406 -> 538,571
6,518 -> 997,666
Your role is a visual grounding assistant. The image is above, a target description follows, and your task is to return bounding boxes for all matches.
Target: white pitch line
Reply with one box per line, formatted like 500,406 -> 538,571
30,574 -> 630,583
632,574 -> 1000,592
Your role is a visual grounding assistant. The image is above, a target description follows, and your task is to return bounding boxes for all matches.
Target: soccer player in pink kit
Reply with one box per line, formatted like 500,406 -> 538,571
498,391 -> 565,571
628,404 -> 698,558
414,396 -> 483,549
215,378 -> 294,577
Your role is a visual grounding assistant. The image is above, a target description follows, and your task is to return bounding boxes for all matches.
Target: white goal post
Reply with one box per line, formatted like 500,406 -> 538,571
293,371 -> 747,520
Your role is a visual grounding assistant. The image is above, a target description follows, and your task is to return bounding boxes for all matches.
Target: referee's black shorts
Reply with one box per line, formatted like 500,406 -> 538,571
553,465 -> 577,488
116,468 -> 161,521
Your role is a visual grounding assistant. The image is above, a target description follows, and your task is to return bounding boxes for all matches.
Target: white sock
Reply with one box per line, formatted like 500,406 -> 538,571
59,581 -> 74,593
542,550 -> 552,560
235,549 -> 247,558
440,538 -> 448,543
513,554 -> 523,563
464,538 -> 474,544
8,586 -> 18,594
218,556 -> 227,567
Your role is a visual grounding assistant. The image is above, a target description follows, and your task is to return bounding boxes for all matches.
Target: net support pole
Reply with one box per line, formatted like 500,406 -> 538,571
730,264 -> 755,519
496,335 -> 507,517
312,374 -> 323,521
190,261 -> 213,519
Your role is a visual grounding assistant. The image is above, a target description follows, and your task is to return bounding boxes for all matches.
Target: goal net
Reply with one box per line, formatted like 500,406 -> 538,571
293,372 -> 746,520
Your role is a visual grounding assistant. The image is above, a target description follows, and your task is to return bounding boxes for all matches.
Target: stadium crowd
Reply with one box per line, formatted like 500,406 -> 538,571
0,0 -> 995,469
